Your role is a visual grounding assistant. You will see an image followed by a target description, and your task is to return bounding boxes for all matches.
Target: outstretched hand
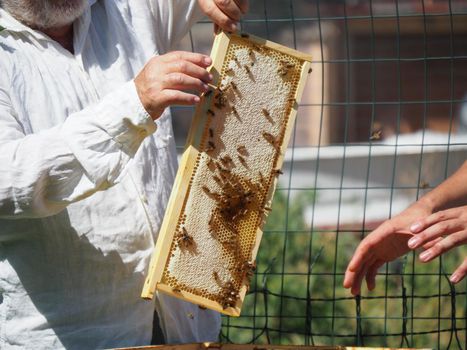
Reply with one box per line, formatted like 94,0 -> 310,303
343,202 -> 433,295
198,0 -> 249,33
408,206 -> 467,284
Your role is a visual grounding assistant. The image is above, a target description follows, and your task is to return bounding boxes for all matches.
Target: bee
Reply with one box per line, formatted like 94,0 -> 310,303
214,92 -> 228,109
308,68 -> 312,74
202,89 -> 213,98
262,132 -> 277,147
187,312 -> 194,319
244,65 -> 252,75
225,67 -> 234,74
238,155 -> 248,168
278,67 -> 288,76
241,33 -> 250,38
202,186 -> 211,195
220,155 -> 233,167
420,181 -> 429,189
207,158 -> 215,169
370,129 -> 382,141
207,109 -> 216,117
231,106 -> 239,118
213,175 -> 223,186
243,261 -> 257,278
230,81 -> 238,91
237,145 -> 247,155
259,171 -> 266,185
206,141 -> 216,153
209,128 -> 214,138
172,287 -> 182,293
177,227 -> 194,248
213,271 -> 220,281
273,169 -> 284,176
198,305 -> 207,310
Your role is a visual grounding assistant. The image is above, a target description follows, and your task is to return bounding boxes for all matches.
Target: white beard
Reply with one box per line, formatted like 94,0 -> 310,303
0,0 -> 87,29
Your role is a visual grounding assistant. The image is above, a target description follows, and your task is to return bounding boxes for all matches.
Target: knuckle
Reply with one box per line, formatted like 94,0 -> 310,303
172,73 -> 184,85
437,212 -> 447,221
215,0 -> 230,7
176,60 -> 188,72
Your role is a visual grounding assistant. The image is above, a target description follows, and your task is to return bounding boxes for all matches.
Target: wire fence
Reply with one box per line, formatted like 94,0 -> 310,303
174,0 -> 467,348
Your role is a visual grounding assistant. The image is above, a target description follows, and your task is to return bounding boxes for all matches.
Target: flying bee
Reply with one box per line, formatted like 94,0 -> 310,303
370,129 -> 382,141
420,181 -> 429,189
176,227 -> 194,249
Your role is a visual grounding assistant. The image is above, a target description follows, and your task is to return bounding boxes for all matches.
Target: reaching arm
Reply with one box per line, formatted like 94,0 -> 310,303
343,161 -> 467,295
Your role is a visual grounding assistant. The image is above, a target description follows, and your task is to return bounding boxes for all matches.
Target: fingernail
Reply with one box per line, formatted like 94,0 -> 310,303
408,236 -> 420,249
193,96 -> 200,103
410,222 -> 422,232
450,273 -> 461,283
230,23 -> 237,32
419,250 -> 432,262
204,57 -> 212,65
202,83 -> 209,91
208,74 -> 213,81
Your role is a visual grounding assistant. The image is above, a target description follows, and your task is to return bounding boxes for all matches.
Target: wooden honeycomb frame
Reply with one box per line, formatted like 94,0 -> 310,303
141,31 -> 312,316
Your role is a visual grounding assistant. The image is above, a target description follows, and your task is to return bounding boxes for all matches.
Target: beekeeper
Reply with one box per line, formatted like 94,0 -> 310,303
0,0 -> 248,348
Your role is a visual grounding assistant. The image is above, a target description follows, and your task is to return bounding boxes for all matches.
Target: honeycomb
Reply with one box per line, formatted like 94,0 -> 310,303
144,33 -> 311,316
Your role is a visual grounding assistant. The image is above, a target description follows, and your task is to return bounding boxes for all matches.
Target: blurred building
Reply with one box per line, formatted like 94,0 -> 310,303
173,0 -> 467,229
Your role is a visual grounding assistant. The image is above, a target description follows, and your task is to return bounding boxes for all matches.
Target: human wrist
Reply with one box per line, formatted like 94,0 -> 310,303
416,195 -> 437,214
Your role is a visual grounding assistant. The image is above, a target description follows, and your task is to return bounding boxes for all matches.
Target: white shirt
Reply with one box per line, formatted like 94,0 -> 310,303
0,1 -> 221,349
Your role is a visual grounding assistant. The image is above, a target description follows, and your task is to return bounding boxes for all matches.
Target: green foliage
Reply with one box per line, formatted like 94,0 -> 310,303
221,190 -> 467,348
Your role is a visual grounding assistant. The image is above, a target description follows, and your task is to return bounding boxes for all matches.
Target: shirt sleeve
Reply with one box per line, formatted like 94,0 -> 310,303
0,80 -> 156,219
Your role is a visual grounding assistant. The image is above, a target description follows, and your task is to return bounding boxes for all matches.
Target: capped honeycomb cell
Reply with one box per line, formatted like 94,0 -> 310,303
142,31 -> 312,316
